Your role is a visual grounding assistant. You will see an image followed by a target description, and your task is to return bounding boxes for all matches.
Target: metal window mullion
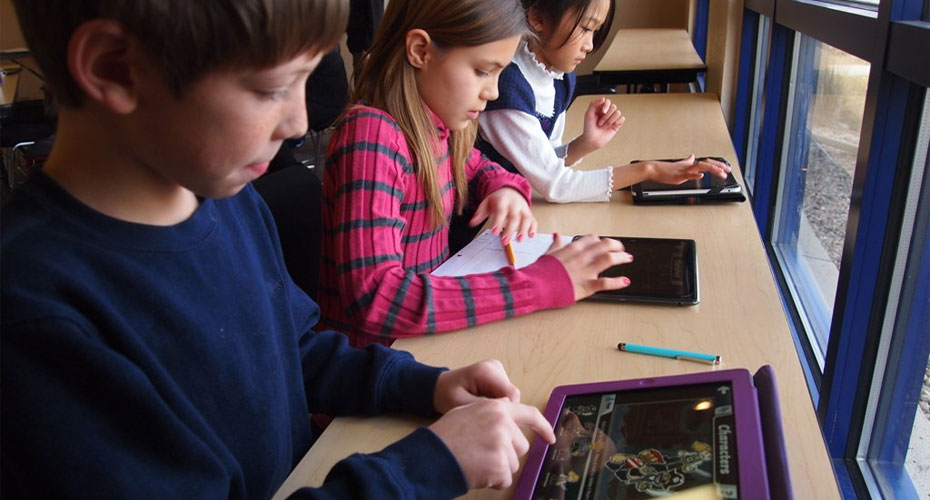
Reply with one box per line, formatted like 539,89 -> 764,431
855,90 -> 930,500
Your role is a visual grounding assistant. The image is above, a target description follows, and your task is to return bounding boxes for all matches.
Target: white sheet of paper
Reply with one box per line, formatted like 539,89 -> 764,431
431,230 -> 571,276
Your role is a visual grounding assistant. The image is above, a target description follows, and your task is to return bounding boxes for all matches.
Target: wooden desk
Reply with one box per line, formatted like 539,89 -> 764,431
274,93 -> 840,499
590,29 -> 706,91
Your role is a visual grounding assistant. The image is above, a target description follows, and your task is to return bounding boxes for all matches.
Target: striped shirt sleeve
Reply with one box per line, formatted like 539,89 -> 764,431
320,106 -> 574,345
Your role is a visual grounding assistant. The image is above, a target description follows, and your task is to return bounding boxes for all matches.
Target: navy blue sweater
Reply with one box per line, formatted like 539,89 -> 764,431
1,173 -> 467,499
476,62 -> 576,174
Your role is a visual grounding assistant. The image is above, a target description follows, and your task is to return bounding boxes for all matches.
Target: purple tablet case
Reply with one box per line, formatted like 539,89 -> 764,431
513,366 -> 792,499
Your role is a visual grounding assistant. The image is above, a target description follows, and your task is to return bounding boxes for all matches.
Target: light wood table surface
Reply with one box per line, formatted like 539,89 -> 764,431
273,93 -> 840,499
591,29 -> 706,90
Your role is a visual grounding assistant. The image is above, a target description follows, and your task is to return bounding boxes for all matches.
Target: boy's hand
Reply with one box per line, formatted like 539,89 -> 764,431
546,234 -> 633,301
645,154 -> 731,185
469,187 -> 537,245
428,398 -> 556,489
434,359 -> 520,414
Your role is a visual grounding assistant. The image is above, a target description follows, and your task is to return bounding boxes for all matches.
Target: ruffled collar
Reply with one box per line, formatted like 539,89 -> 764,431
518,40 -> 564,80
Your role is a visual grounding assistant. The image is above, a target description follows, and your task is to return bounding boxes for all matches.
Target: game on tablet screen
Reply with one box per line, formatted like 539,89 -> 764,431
533,383 -> 740,499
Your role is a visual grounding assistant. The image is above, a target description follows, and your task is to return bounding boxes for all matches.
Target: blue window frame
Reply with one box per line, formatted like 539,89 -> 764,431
749,22 -> 793,236
733,12 -> 773,193
734,0 -> 930,496
858,92 -> 930,500
693,0 -> 710,91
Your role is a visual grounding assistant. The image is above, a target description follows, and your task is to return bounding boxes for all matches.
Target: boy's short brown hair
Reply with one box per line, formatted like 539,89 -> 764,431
13,0 -> 348,107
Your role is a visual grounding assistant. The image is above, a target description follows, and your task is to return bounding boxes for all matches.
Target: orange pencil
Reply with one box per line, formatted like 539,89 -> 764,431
504,241 -> 517,267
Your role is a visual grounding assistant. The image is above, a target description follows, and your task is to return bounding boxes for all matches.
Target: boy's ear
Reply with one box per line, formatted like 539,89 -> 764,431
405,29 -> 433,69
67,20 -> 141,114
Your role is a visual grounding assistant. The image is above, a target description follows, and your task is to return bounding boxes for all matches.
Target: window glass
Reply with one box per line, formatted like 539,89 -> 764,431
908,353 -> 930,498
744,16 -> 772,192
771,35 -> 869,362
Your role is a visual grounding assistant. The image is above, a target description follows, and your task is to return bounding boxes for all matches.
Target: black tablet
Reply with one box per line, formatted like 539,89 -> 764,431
513,368 -> 791,500
574,236 -> 699,306
630,157 -> 745,204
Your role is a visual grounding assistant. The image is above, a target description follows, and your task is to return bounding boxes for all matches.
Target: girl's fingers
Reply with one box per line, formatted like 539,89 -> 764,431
678,153 -> 696,165
546,232 -> 564,253
681,165 -> 705,179
598,102 -> 611,125
487,210 -> 507,237
611,115 -> 626,131
499,211 -> 519,245
593,276 -> 631,292
608,111 -> 623,129
699,158 -> 731,177
595,236 -> 625,254
469,200 -> 490,227
598,103 -> 617,127
517,215 -> 534,242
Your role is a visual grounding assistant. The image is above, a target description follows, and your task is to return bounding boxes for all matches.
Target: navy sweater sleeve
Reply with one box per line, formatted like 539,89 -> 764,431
2,317 -> 467,500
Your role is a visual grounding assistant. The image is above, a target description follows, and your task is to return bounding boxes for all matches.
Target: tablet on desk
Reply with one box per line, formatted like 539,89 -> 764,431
513,367 -> 792,500
630,157 -> 745,204
576,236 -> 699,306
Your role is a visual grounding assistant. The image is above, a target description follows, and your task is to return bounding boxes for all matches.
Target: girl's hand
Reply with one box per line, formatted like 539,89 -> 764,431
646,154 -> 731,185
580,97 -> 625,151
469,187 -> 537,245
546,234 -> 633,301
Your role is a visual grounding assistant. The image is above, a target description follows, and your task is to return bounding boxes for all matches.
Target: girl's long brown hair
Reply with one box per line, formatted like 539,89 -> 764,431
352,0 -> 528,227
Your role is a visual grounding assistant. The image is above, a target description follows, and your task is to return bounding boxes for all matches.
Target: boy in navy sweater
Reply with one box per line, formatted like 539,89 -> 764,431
0,1 -> 554,498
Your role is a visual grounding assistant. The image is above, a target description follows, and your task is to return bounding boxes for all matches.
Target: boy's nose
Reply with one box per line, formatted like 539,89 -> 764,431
275,92 -> 309,140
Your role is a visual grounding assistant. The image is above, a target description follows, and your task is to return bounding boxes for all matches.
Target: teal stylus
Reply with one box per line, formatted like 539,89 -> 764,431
617,342 -> 720,365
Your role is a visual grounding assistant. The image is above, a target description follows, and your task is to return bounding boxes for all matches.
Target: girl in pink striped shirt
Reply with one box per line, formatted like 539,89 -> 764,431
319,0 -> 633,347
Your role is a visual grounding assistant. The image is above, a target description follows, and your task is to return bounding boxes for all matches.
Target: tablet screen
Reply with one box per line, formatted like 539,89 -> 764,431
532,382 -> 740,499
638,171 -> 738,193
587,237 -> 697,304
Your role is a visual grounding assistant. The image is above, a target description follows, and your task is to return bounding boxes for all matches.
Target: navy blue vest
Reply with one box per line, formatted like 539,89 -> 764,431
477,65 -> 576,174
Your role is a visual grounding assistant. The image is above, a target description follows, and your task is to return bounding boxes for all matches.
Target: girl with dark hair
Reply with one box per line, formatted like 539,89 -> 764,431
477,0 -> 731,203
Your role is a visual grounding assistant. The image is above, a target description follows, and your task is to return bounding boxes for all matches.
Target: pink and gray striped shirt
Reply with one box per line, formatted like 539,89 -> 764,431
318,104 -> 574,347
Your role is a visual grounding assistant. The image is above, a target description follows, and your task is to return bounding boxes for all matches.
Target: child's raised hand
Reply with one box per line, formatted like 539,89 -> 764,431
433,359 -> 520,414
428,398 -> 556,489
469,187 -> 537,245
546,234 -> 633,301
645,154 -> 731,185
580,97 -> 625,150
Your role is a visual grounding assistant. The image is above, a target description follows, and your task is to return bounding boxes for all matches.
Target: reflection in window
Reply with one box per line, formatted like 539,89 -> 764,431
743,16 -> 772,192
772,35 -> 869,362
